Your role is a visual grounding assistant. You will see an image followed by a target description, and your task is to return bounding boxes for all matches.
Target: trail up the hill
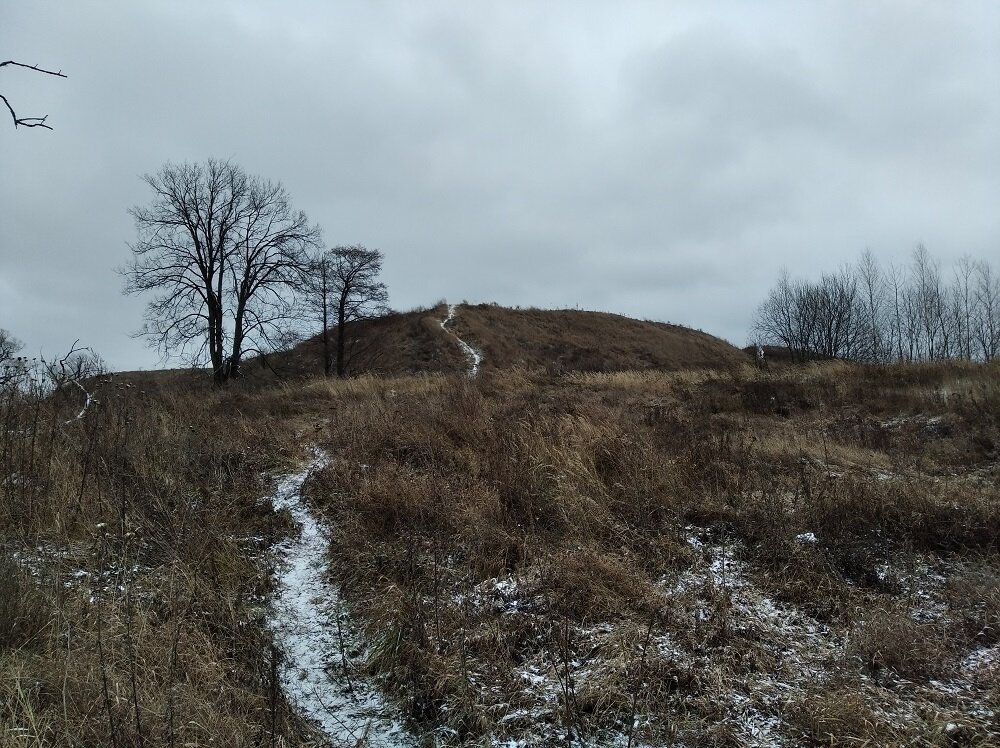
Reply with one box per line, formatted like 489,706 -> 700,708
440,303 -> 482,377
268,452 -> 416,747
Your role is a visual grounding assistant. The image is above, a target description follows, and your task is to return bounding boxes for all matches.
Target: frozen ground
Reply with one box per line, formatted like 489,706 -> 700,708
411,525 -> 998,746
8,505 -> 997,746
268,452 -> 418,747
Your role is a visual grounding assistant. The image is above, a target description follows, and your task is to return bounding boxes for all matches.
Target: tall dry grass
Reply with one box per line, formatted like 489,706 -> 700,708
0,374 -> 311,747
4,354 -> 997,745
305,360 -> 999,744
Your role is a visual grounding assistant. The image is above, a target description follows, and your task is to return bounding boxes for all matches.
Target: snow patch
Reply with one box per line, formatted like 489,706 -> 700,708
667,527 -> 844,745
962,645 -> 999,674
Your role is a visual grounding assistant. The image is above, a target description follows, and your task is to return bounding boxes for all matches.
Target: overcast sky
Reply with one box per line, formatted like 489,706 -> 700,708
3,1 -> 998,370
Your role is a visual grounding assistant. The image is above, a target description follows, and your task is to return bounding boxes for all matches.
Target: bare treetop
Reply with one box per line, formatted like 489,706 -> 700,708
753,247 -> 1000,363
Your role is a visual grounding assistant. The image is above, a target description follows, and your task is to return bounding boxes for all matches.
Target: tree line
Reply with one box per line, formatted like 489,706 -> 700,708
752,246 -> 999,362
120,159 -> 386,383
0,329 -> 104,402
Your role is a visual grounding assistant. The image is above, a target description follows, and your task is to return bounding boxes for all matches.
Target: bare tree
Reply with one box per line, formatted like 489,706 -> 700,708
856,249 -> 887,361
0,329 -> 26,389
911,245 -> 948,359
813,268 -> 860,359
886,260 -> 908,361
121,159 -> 322,383
306,245 -> 388,378
951,256 -> 976,360
1,60 -> 66,130
302,252 -> 335,375
752,269 -> 798,354
0,328 -> 21,362
973,259 -> 1000,361
753,247 -> 1000,364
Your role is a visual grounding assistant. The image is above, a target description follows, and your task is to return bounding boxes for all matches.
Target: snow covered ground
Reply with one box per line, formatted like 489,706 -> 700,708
268,452 -> 418,747
11,499 -> 997,746
416,526 -> 998,746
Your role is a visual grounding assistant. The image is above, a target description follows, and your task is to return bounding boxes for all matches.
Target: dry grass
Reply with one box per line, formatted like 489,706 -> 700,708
303,359 -> 999,745
253,305 -> 469,380
788,686 -> 894,745
144,302 -> 749,384
4,344 -> 999,745
453,303 -> 747,373
0,376 -> 312,746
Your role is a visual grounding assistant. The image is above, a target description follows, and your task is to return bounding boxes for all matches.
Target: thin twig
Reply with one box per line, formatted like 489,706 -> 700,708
0,61 -> 67,77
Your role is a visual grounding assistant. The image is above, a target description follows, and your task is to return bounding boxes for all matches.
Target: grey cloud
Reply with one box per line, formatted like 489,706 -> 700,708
1,1 -> 997,369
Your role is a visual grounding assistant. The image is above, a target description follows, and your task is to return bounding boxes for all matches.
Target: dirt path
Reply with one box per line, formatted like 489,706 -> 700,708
440,302 -> 483,377
268,451 -> 417,747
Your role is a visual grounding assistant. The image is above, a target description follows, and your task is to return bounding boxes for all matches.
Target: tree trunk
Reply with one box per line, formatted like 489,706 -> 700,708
208,298 -> 227,385
336,306 -> 346,379
214,270 -> 228,383
230,326 -> 244,381
322,295 -> 331,376
230,291 -> 248,381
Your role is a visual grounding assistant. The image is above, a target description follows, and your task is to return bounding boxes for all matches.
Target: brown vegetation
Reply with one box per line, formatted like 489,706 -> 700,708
451,303 -> 747,373
252,302 -> 747,381
256,305 -> 468,379
306,359 -> 999,745
0,373 -> 316,746
3,319 -> 998,746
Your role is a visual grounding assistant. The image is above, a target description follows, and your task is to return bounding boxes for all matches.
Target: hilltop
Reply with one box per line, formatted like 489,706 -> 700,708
451,303 -> 746,373
251,301 -> 747,380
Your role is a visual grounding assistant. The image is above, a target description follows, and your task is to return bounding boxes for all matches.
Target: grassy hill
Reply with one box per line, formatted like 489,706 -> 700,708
451,303 -> 745,373
253,302 -> 747,379
259,305 -> 468,379
111,306 -> 469,389
114,302 -> 746,385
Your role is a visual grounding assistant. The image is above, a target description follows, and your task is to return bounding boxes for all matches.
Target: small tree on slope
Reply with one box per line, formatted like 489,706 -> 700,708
305,245 -> 388,378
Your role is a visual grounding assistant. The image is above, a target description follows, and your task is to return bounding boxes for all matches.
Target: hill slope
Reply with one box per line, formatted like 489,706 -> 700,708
450,303 -> 745,373
114,303 -> 746,384
258,306 -> 468,379
264,302 -> 745,379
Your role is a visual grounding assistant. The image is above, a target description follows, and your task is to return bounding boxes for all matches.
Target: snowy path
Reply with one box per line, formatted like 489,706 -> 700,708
268,452 -> 416,747
441,303 -> 483,377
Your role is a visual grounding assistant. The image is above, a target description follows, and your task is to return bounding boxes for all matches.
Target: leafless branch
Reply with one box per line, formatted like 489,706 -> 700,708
753,247 -> 1000,363
1,59 -> 67,130
0,60 -> 67,77
302,244 -> 387,377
